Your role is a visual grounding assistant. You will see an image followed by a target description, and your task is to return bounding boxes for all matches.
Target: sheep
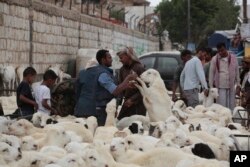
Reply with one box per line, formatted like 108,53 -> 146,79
8,119 -> 44,136
31,112 -> 58,127
134,69 -> 172,122
13,150 -> 58,167
40,145 -> 67,158
83,146 -> 141,167
55,153 -> 86,167
0,65 -> 16,96
127,121 -> 144,135
173,99 -> 187,111
0,117 -> 13,133
199,88 -> 219,107
48,65 -> 71,83
93,99 -> 119,144
0,142 -> 22,165
37,126 -> 71,148
116,115 -> 150,131
0,95 -> 17,115
128,147 -> 225,167
0,134 -> 21,151
15,66 -> 25,85
21,136 -> 38,151
45,122 -> 93,143
232,106 -> 248,125
86,116 -> 98,135
110,137 -> 144,163
125,134 -> 160,152
65,141 -> 91,157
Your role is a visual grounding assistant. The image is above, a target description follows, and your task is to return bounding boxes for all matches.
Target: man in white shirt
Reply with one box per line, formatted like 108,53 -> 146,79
34,70 -> 58,115
180,50 -> 208,107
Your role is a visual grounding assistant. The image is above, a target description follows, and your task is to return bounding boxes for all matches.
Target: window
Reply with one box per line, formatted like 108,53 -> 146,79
157,57 -> 178,74
140,57 -> 155,69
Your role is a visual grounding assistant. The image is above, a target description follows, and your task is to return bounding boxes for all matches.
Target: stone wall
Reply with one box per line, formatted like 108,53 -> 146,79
0,0 -> 162,75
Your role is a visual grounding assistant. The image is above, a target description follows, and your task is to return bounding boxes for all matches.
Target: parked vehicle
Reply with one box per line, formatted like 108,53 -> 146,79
139,51 -> 182,91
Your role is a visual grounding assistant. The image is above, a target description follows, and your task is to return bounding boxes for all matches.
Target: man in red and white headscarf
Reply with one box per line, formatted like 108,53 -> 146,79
116,47 -> 146,120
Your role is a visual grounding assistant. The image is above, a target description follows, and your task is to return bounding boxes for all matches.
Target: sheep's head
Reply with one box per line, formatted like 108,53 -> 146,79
21,136 -> 38,151
173,100 -> 187,111
46,127 -> 71,147
74,118 -> 88,129
110,137 -> 128,153
8,119 -> 34,136
56,153 -> 85,167
209,88 -> 219,99
140,69 -> 162,86
0,134 -> 21,151
83,148 -> 110,167
0,118 -> 13,134
0,142 -> 21,163
128,121 -> 144,135
171,129 -> 191,147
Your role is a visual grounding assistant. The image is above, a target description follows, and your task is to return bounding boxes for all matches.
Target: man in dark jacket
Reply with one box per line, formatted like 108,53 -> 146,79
74,49 -> 136,126
116,47 -> 146,120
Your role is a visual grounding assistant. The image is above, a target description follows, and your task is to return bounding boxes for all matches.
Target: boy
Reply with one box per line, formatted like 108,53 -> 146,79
16,67 -> 37,116
34,70 -> 57,115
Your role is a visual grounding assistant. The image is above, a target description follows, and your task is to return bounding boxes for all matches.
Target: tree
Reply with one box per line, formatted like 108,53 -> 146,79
156,0 -> 240,48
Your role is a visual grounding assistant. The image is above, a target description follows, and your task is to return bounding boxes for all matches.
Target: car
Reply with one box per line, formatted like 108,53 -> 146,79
139,51 -> 182,91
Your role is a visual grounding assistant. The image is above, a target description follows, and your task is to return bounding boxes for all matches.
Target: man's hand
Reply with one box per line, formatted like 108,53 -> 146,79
125,73 -> 138,82
33,101 -> 38,111
172,94 -> 177,102
204,89 -> 209,97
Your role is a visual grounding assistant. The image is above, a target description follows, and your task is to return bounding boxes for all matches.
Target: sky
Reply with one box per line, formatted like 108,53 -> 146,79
148,0 -> 161,7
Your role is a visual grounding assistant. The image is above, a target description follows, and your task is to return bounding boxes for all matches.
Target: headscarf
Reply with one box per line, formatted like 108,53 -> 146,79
116,47 -> 140,63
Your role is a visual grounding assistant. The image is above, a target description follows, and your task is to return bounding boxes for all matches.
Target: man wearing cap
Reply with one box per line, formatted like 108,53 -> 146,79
209,42 -> 241,111
116,47 -> 146,120
74,49 -> 137,126
241,57 -> 250,109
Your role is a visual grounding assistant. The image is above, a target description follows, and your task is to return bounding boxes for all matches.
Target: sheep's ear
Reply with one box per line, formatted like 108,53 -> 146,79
189,124 -> 194,132
196,124 -> 202,131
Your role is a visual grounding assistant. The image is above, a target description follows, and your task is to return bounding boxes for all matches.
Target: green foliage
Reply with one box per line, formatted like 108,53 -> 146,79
110,9 -> 125,22
156,0 -> 240,47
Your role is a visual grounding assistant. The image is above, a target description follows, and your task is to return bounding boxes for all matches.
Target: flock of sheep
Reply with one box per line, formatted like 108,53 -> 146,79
0,64 -> 71,96
0,68 -> 250,167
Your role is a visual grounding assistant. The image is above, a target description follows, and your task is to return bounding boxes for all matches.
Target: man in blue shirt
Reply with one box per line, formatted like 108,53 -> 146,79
180,50 -> 209,108
74,49 -> 136,126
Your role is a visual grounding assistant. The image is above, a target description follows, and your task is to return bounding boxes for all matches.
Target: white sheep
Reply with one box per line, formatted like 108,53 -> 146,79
134,69 -> 172,122
0,117 -> 13,133
15,66 -> 25,85
37,126 -> 71,148
8,119 -> 44,136
0,134 -> 21,150
0,142 -> 21,165
55,153 -> 86,167
125,134 -> 160,152
116,115 -> 150,131
110,137 -> 144,163
199,88 -> 219,107
48,64 -> 71,83
45,122 -> 93,143
0,65 -> 16,96
21,136 -> 38,151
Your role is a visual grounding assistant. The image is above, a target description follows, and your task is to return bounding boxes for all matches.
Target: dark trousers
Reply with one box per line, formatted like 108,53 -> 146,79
96,107 -> 107,126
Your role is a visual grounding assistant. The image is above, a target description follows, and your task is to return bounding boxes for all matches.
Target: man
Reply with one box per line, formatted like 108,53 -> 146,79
74,49 -> 136,126
116,47 -> 146,120
172,52 -> 189,103
203,47 -> 213,83
241,57 -> 250,109
209,42 -> 240,111
180,50 -> 208,108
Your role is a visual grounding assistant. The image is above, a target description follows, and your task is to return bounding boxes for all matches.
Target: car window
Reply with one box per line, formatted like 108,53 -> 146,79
157,57 -> 179,74
140,57 -> 156,69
